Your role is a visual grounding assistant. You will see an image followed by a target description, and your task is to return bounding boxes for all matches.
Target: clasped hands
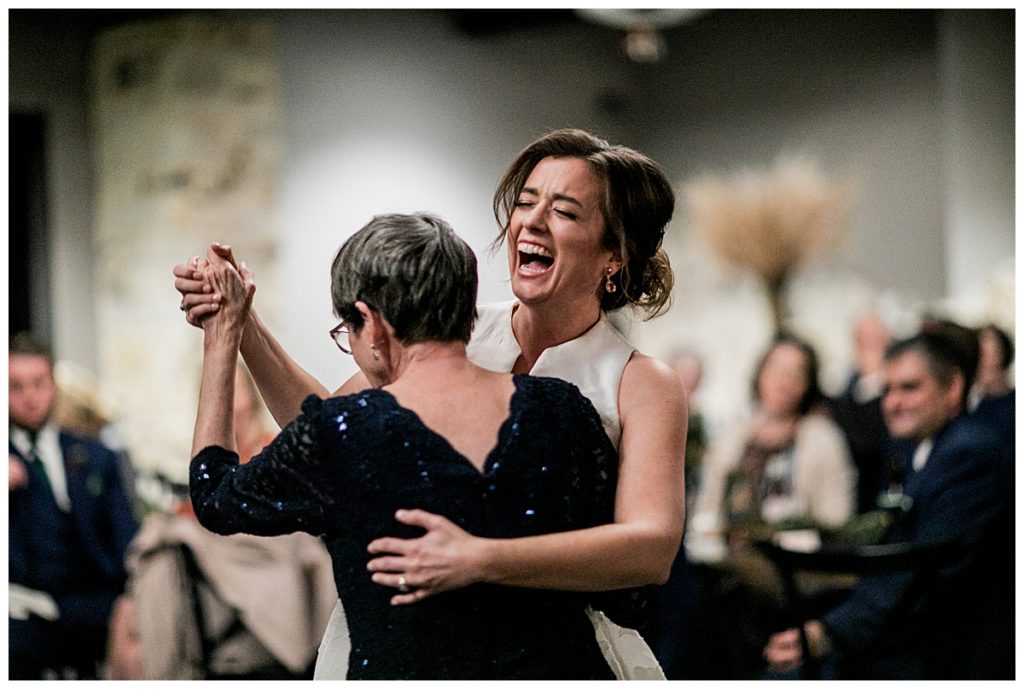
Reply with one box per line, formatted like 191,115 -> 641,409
173,243 -> 253,329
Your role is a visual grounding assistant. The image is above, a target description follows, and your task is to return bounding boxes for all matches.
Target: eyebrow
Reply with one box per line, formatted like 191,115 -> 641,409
520,187 -> 584,207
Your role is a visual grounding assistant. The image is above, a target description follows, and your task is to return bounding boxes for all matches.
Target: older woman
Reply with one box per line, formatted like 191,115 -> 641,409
175,129 -> 687,678
191,213 -> 622,679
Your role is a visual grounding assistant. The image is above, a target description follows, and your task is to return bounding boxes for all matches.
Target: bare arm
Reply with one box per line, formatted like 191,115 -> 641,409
191,258 -> 254,457
367,354 -> 687,601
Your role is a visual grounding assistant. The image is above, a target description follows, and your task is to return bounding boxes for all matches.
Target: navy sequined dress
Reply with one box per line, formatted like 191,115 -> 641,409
191,375 -> 617,680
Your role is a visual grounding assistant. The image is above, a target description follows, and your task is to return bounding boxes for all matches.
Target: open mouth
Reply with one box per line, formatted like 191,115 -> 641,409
517,242 -> 554,275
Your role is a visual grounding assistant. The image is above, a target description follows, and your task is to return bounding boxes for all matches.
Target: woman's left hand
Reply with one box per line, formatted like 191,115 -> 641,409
201,250 -> 255,340
366,509 -> 489,605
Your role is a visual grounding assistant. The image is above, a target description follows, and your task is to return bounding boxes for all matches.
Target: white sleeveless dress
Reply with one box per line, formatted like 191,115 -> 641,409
314,301 -> 666,679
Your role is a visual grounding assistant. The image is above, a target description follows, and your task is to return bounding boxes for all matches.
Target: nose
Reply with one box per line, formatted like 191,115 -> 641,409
521,201 -> 548,232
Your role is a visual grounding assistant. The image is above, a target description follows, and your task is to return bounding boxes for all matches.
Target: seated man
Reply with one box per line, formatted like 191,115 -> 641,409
763,330 -> 1013,679
9,333 -> 139,679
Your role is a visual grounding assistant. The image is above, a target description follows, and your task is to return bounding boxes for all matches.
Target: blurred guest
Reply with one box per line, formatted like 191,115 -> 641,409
690,333 -> 855,553
53,360 -> 138,517
685,333 -> 855,678
826,311 -> 892,513
9,332 -> 138,679
764,330 -> 1013,679
968,323 -> 1014,453
668,348 -> 707,512
106,365 -> 336,679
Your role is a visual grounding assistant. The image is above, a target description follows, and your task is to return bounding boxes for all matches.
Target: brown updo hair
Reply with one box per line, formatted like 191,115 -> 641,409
492,128 -> 675,320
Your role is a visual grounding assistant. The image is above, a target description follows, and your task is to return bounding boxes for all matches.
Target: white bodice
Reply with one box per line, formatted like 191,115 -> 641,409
467,301 -> 636,450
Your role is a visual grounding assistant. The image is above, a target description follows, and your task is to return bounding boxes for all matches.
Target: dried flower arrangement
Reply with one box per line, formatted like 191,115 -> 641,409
685,155 -> 851,331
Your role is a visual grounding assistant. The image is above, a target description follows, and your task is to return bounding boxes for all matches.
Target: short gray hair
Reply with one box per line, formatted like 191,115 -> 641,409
330,213 -> 478,344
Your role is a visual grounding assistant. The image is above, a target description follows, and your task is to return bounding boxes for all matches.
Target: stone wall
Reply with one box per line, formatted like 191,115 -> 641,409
92,16 -> 281,480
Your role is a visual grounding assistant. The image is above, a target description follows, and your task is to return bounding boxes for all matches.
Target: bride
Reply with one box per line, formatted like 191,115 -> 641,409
177,129 -> 687,679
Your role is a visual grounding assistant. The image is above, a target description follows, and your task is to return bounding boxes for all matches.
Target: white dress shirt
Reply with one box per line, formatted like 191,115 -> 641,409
10,422 -> 72,512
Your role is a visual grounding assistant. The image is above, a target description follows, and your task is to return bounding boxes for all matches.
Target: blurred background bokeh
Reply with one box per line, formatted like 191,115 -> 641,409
9,8 -> 1014,482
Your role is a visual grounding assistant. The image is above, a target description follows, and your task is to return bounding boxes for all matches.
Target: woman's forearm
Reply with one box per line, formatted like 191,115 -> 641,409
480,522 -> 677,590
192,333 -> 241,457
484,356 -> 685,591
239,309 -> 331,426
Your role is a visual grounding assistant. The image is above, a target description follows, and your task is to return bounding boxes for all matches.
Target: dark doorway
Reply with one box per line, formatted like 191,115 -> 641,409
9,112 -> 49,340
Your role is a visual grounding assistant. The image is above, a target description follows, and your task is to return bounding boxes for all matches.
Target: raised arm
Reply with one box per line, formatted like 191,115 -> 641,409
175,243 -> 333,426
189,257 -> 332,537
367,354 -> 687,600
191,256 -> 253,457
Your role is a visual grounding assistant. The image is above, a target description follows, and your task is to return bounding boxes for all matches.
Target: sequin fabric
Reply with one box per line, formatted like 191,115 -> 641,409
190,375 -> 617,680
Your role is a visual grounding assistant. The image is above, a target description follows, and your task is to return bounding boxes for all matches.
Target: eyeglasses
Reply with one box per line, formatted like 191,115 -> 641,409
329,322 -> 351,354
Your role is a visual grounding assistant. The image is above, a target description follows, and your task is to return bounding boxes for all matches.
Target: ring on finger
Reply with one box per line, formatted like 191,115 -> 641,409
397,574 -> 410,594
179,300 -> 187,311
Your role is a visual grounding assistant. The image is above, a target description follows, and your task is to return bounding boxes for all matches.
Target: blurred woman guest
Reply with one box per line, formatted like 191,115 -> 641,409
174,129 -> 687,679
685,333 -> 855,678
190,213 -> 624,679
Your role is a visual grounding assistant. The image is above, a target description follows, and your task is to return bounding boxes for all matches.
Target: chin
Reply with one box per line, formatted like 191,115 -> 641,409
510,279 -> 550,305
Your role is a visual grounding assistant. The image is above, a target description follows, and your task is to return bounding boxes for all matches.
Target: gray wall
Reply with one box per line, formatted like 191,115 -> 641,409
8,9 -> 1015,460
9,12 -> 99,369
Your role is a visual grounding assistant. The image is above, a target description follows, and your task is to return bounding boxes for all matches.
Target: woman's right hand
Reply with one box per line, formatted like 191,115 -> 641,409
366,509 -> 490,605
173,243 -> 240,326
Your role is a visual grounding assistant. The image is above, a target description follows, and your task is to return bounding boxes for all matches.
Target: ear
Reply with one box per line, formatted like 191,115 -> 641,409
946,371 -> 966,412
353,301 -> 395,348
606,252 -> 623,276
353,301 -> 376,334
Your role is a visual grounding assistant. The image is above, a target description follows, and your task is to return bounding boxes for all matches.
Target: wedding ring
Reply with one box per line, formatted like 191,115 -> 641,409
179,300 -> 187,311
397,575 -> 410,593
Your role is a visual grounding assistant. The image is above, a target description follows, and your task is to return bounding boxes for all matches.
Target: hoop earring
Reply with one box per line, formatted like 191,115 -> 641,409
605,268 -> 617,294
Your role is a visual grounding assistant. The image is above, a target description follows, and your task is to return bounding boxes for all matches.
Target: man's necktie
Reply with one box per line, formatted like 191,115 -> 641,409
26,434 -> 53,497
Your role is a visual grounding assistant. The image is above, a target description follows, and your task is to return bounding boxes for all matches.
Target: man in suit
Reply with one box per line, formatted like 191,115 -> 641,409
9,332 -> 138,679
763,330 -> 1013,679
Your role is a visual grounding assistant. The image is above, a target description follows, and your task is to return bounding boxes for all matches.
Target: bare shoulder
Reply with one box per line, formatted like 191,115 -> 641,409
336,370 -> 372,396
619,352 -> 687,414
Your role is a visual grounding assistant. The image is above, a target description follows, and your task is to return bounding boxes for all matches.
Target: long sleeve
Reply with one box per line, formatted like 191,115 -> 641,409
795,415 -> 856,528
190,395 -> 338,537
822,420 -> 1007,653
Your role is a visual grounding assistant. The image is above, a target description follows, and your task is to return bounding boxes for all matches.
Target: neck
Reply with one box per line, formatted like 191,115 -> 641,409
11,420 -> 48,436
385,340 -> 474,388
757,407 -> 799,424
511,298 -> 602,366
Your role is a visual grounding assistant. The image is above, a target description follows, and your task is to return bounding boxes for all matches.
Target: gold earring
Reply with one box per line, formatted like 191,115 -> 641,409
605,268 -> 617,294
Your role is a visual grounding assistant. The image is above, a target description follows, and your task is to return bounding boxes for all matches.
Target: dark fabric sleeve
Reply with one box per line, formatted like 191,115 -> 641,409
96,443 -> 140,581
189,395 -> 338,537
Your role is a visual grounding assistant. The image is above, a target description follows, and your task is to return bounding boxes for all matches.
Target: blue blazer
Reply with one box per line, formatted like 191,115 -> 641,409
821,413 -> 1013,679
9,430 -> 138,636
